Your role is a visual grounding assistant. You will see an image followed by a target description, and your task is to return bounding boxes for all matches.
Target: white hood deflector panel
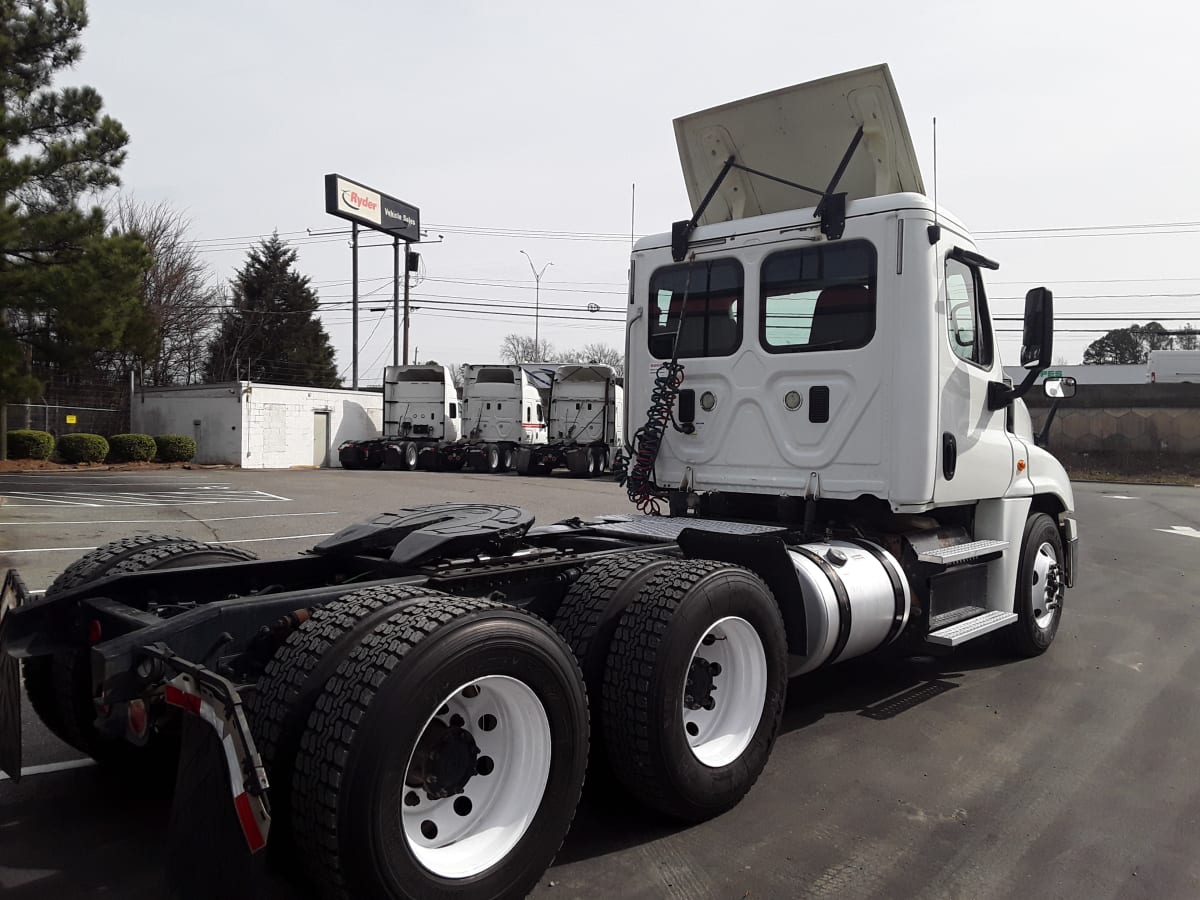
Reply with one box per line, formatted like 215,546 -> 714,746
674,64 -> 925,224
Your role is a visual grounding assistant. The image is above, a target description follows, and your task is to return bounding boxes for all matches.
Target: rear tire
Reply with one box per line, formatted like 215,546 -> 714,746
290,597 -> 589,900
29,538 -> 257,764
402,441 -> 419,471
551,552 -> 675,779
1003,512 -> 1065,657
602,560 -> 787,822
249,584 -> 446,859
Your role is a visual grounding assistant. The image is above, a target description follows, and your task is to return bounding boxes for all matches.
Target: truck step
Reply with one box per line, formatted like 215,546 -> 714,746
926,610 -> 1017,647
917,539 -> 1008,566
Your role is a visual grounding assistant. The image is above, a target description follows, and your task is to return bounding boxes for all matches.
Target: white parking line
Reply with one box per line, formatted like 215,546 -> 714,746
1,488 -> 292,508
0,511 -> 340,527
0,757 -> 97,782
4,532 -> 337,554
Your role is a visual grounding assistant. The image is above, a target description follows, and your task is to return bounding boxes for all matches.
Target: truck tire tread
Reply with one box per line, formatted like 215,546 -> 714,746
24,534 -> 209,745
248,583 -> 443,855
602,559 -> 786,821
290,595 -> 508,899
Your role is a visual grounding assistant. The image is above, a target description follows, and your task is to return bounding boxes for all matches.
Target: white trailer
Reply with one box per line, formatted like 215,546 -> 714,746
2,65 -> 1079,900
515,364 -> 624,476
461,364 -> 548,472
1148,349 -> 1200,383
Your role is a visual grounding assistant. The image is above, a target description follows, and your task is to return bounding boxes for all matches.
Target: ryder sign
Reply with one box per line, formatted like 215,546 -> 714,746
324,174 -> 420,241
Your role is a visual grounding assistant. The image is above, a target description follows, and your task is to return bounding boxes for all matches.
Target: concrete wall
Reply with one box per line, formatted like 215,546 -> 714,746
1027,384 -> 1200,453
242,385 -> 382,469
132,384 -> 244,465
134,382 -> 383,468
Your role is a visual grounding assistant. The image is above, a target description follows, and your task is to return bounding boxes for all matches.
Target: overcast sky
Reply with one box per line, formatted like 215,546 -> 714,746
71,0 -> 1200,378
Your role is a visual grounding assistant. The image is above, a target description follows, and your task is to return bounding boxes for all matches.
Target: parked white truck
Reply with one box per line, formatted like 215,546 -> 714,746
514,363 -> 624,476
1148,349 -> 1200,383
337,364 -> 468,471
0,65 -> 1077,900
461,364 -> 549,472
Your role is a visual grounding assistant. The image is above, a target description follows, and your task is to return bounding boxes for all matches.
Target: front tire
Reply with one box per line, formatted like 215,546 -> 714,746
291,597 -> 589,900
1003,512 -> 1066,657
602,560 -> 787,822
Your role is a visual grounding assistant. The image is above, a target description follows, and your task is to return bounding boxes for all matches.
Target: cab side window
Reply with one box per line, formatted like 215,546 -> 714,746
945,257 -> 993,368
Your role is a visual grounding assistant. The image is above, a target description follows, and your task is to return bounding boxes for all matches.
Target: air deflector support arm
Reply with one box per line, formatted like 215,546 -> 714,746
669,125 -> 866,260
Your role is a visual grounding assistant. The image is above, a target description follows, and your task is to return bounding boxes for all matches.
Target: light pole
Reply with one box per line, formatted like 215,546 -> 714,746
519,250 -> 553,361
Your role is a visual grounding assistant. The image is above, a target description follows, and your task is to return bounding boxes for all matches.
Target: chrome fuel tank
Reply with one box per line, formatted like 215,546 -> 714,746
787,539 -> 910,675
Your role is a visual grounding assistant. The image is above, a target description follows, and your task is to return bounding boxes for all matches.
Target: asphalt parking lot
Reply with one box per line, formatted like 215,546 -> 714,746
1,468 -> 1199,899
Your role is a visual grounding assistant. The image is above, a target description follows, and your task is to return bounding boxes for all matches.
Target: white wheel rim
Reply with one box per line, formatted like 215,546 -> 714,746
406,445 -> 417,467
1030,541 -> 1063,629
401,675 -> 551,879
681,616 -> 767,768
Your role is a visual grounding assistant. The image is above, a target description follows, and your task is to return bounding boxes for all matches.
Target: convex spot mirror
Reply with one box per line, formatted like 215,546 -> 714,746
1043,376 -> 1076,399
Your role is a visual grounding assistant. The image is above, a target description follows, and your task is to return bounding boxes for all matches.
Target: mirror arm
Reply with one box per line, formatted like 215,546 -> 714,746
988,367 -> 1040,410
1034,397 -> 1062,448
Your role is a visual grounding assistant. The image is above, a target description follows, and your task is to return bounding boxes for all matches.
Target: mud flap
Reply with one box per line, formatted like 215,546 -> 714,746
0,569 -> 29,781
160,669 -> 271,899
166,715 -> 269,899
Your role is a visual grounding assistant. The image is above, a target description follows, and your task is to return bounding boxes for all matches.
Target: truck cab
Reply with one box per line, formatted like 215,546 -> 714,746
625,64 -> 1077,650
461,364 -> 548,472
515,364 -> 625,476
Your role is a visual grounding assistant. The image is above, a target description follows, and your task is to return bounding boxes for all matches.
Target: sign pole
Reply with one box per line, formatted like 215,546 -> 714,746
403,243 -> 411,366
351,222 -> 359,389
392,236 -> 400,367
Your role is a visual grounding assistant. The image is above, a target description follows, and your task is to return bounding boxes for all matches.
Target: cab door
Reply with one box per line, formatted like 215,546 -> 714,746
934,251 -> 1015,502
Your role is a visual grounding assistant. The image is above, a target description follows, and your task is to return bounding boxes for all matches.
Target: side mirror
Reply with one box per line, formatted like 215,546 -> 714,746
988,286 -> 1056,410
1043,376 -> 1076,399
1020,287 -> 1054,370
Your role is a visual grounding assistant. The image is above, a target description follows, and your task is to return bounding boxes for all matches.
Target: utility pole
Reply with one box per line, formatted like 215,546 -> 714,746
351,222 -> 359,389
403,247 -> 418,366
519,250 -> 553,362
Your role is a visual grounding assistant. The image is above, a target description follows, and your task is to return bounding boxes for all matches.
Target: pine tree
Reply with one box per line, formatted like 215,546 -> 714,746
0,0 -> 153,455
205,234 -> 341,387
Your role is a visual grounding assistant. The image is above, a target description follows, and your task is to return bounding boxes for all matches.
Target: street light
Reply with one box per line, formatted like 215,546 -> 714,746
519,250 -> 553,362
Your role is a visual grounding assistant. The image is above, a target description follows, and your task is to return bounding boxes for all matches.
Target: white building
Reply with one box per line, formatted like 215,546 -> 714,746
132,382 -> 383,468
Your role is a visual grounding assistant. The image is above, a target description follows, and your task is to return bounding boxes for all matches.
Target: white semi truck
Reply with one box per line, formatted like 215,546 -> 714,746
0,65 -> 1077,900
337,364 -> 467,471
461,363 -> 548,472
514,363 -> 624,476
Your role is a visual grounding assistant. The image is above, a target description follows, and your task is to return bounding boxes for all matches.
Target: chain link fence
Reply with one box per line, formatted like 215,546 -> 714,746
4,376 -> 132,439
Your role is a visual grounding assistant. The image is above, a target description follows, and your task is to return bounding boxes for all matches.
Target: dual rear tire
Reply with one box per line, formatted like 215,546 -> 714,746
253,588 -> 589,900
554,557 -> 788,822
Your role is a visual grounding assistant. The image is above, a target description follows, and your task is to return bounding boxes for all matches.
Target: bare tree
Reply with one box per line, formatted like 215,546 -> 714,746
499,333 -> 555,364
112,198 -> 222,384
565,342 -> 623,369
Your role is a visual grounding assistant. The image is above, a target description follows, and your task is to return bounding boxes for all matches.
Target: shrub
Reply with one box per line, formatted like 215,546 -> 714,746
107,433 -> 157,463
6,429 -> 55,460
154,434 -> 197,463
57,433 -> 110,464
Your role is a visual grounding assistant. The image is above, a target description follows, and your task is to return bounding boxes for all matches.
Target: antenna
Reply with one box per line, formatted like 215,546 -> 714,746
630,183 -> 636,252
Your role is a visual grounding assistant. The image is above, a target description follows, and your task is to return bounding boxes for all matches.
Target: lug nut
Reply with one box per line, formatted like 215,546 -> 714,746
703,697 -> 716,711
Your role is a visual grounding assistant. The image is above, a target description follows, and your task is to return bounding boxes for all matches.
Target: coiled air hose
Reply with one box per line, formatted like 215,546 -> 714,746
623,259 -> 695,515
624,360 -> 685,514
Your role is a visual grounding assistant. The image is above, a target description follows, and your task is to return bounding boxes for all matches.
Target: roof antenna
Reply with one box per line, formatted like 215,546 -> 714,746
928,116 -> 941,244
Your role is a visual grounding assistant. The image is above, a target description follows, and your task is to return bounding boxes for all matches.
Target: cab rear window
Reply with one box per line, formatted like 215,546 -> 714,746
760,241 -> 876,353
648,259 -> 743,359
